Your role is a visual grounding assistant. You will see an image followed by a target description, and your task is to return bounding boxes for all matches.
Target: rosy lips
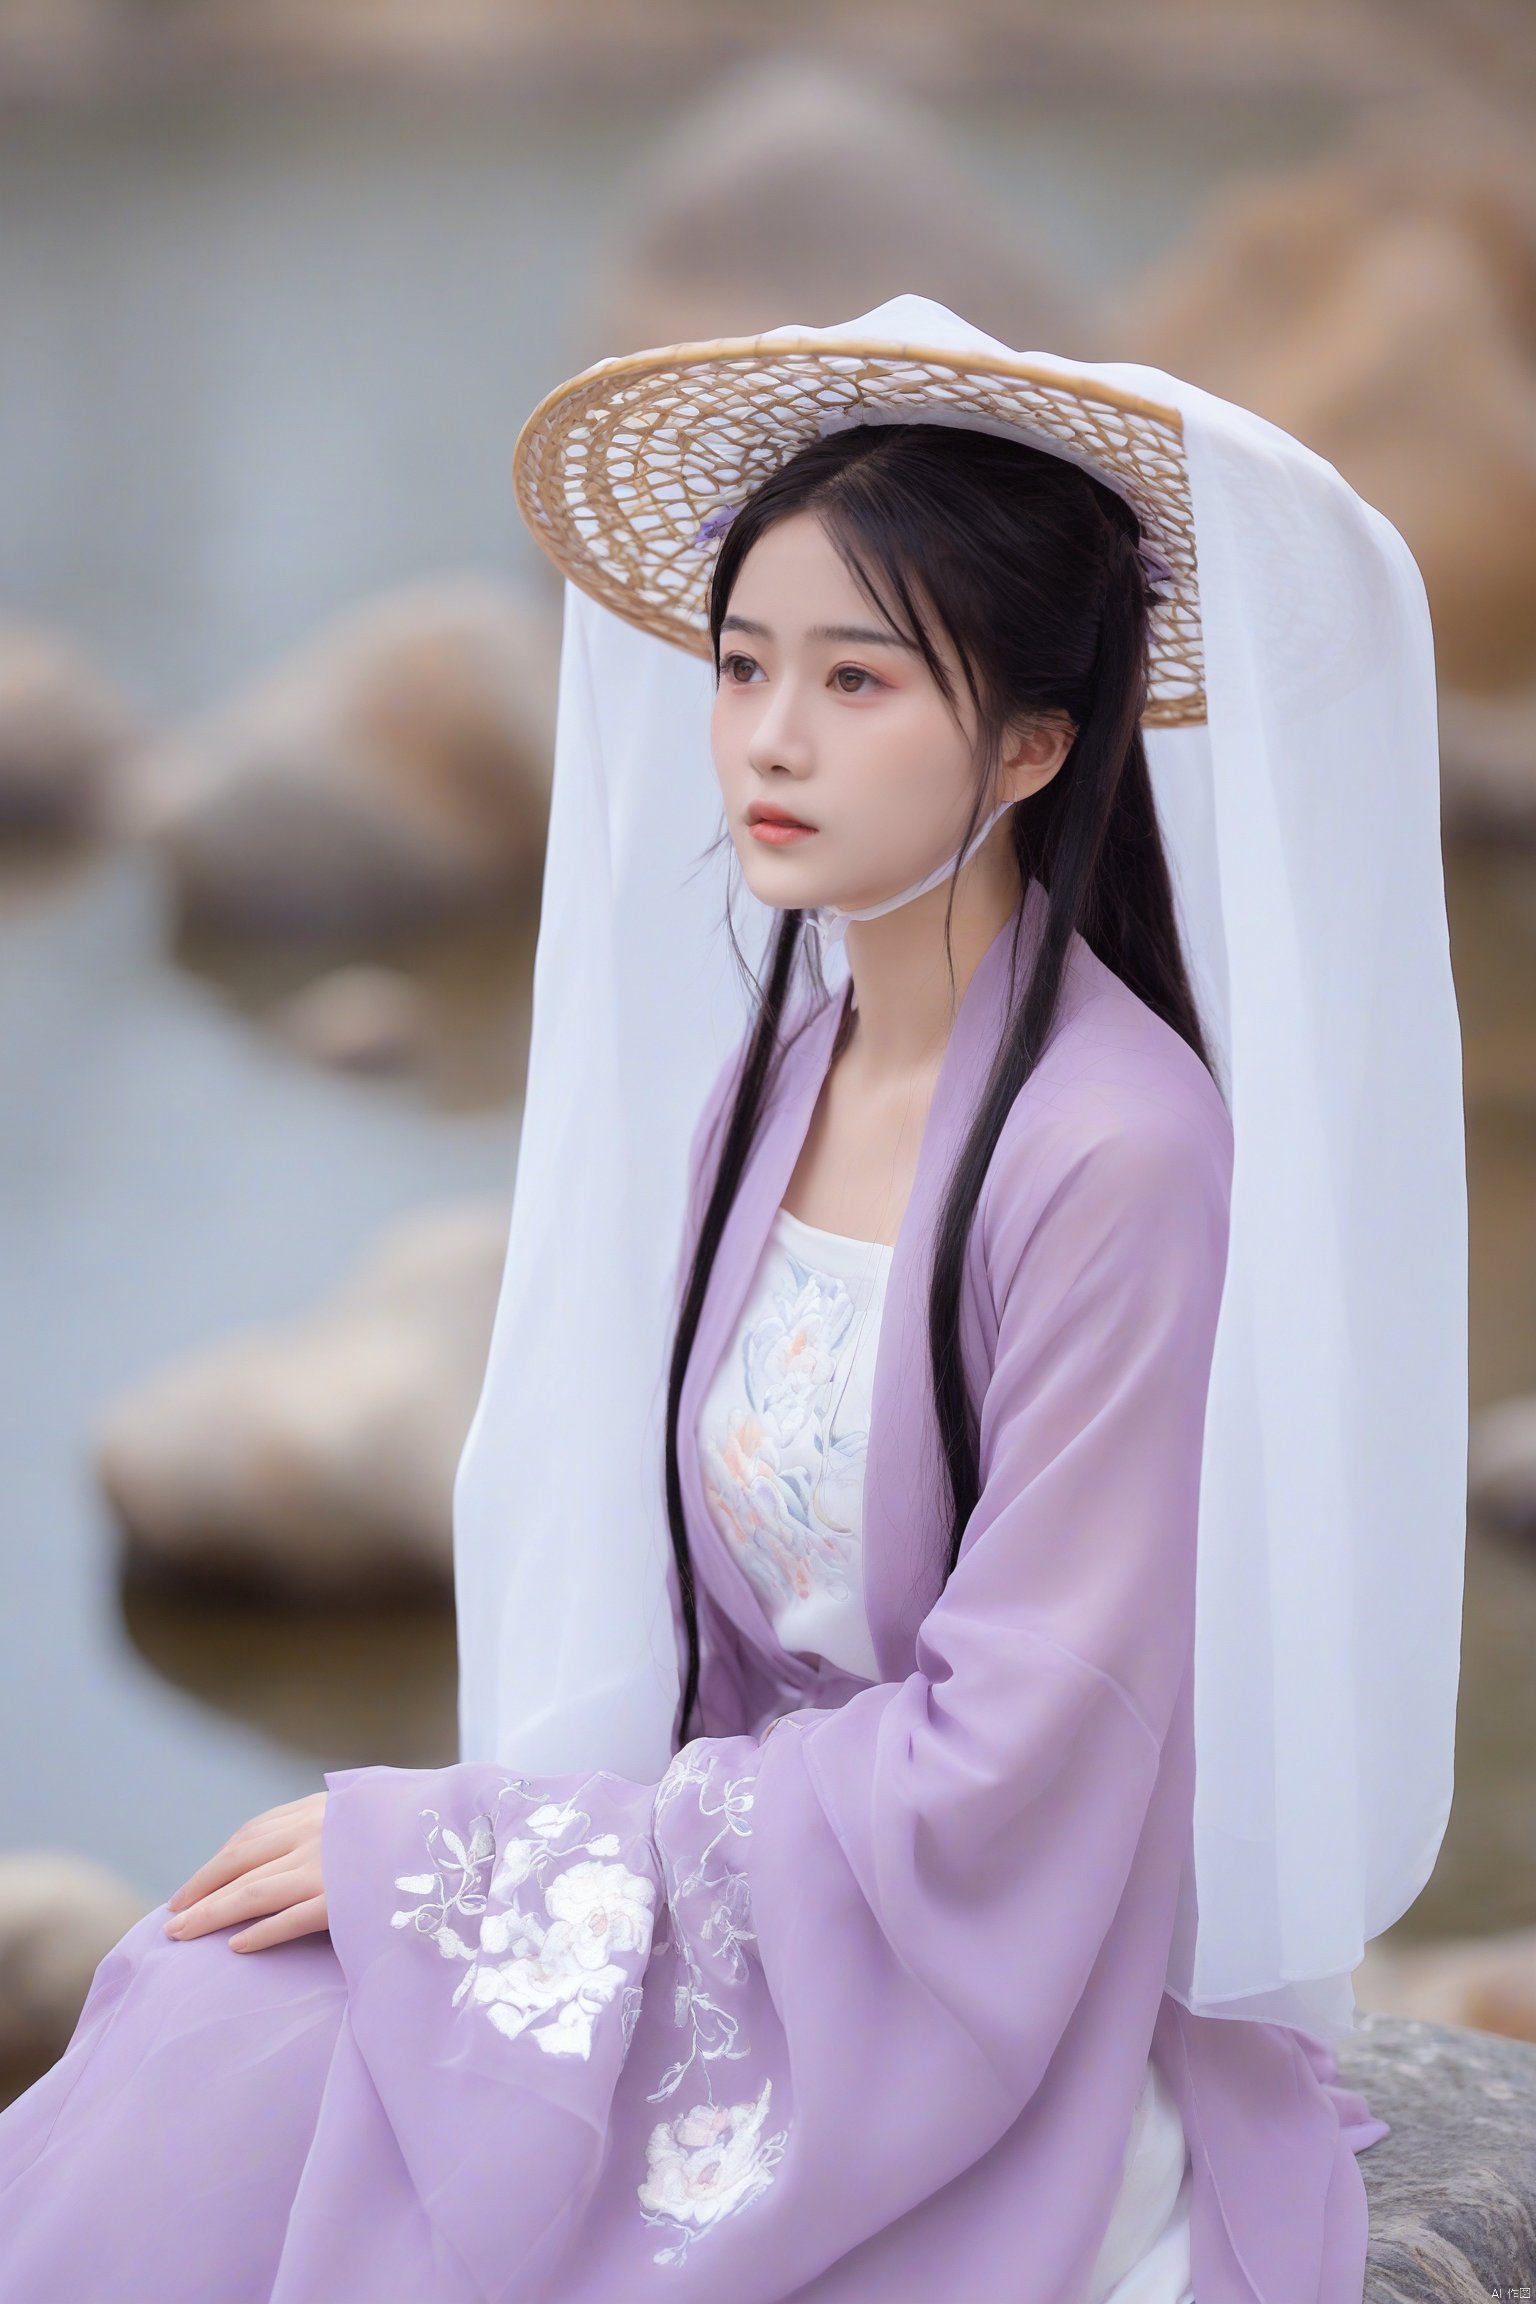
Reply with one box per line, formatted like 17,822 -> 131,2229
749,818 -> 816,845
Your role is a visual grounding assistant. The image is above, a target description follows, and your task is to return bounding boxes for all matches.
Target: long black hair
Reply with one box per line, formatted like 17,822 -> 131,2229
663,421 -> 1213,1747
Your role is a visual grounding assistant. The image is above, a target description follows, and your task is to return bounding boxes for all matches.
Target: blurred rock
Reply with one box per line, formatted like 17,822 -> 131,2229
1468,1393 -> 1536,1536
1357,1926 -> 1536,2044
1440,684 -> 1536,837
1339,2011 -> 1536,2299
118,578 -> 557,935
0,619 -> 140,834
589,55 -> 1088,360
271,962 -> 431,1077
0,1852 -> 147,2076
1116,131 -> 1536,694
94,1200 -> 509,1600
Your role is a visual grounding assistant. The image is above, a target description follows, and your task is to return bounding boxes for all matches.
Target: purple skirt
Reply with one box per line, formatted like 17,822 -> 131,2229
0,1754 -> 1388,2303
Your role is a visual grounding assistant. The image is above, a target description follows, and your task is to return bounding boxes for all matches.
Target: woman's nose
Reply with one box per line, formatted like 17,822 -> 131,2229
744,676 -> 813,776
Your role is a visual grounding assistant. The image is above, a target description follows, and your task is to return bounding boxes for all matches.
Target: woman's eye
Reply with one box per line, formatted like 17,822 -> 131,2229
832,664 -> 880,695
720,653 -> 761,684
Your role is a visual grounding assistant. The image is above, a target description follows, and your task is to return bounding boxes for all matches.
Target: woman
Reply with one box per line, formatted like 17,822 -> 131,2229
0,297 -> 1465,2302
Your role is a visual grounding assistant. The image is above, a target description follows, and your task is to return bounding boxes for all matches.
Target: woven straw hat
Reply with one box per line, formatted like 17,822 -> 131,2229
512,298 -> 1206,728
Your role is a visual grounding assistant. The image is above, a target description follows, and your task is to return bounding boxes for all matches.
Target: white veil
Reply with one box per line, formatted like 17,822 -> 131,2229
453,298 -> 1468,2041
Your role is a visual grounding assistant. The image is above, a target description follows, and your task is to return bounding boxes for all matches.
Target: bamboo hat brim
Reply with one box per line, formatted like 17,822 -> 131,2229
513,327 -> 1206,729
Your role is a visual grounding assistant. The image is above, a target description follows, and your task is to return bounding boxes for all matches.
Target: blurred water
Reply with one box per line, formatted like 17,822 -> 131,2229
0,77 -> 1529,1952
0,844 -> 517,1895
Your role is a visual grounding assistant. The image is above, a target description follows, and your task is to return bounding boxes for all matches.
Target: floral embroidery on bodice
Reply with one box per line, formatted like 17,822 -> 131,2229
697,1203 -> 893,1682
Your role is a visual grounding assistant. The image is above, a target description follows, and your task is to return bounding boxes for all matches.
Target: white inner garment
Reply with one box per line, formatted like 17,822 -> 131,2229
697,1203 -> 893,1682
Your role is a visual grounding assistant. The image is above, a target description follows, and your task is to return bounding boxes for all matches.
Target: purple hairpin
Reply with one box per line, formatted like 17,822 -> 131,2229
692,501 -> 741,552
1136,538 -> 1177,596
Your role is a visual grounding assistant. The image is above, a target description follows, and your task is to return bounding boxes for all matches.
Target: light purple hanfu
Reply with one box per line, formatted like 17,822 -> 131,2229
0,884 -> 1389,2302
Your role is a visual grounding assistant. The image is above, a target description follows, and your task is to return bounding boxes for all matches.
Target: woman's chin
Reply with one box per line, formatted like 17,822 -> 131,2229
734,844 -> 895,921
736,858 -> 829,913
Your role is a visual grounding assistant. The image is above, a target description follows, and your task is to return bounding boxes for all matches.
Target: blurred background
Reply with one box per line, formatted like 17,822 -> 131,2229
3,0 -> 1536,2101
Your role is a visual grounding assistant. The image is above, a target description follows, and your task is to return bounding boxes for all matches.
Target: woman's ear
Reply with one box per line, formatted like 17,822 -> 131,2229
998,712 -> 1076,802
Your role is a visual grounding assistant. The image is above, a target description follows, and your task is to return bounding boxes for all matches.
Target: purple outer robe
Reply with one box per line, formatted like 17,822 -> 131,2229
0,885 -> 1388,2301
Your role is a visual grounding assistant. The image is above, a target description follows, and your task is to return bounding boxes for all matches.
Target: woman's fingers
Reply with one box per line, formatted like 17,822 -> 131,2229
166,1798 -> 323,1910
166,1827 -> 295,1913
229,1895 -> 330,1954
237,1795 -> 326,1833
161,1792 -> 329,1944
164,1858 -> 314,1941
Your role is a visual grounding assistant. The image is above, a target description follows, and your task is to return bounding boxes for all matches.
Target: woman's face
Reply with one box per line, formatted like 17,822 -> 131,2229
712,510 -> 1058,918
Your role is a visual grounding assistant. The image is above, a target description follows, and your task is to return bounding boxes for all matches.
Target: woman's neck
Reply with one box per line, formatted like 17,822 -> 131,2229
839,817 -> 1023,1083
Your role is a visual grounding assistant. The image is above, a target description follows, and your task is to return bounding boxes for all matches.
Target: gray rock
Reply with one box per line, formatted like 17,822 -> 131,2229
271,961 -> 432,1077
0,1853 -> 148,2082
118,577 -> 557,935
1338,2011 -> 1536,2299
1114,126 -> 1536,697
1441,688 -> 1536,842
0,619 -> 140,834
92,1199 -> 509,1600
1468,1395 -> 1536,1538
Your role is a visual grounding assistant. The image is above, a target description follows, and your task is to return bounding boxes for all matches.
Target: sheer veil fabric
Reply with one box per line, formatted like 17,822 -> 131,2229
453,296 -> 1467,2041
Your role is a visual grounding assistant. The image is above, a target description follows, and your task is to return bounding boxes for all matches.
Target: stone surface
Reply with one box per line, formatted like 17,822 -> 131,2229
1116,128 -> 1536,697
588,55 -> 1089,361
118,577 -> 557,935
1340,2011 -> 1536,2300
0,1853 -> 147,2081
93,1199 -> 509,1599
0,619 -> 140,834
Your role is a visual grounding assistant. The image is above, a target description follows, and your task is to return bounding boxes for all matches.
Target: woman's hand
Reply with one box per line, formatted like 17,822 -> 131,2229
163,1792 -> 330,1953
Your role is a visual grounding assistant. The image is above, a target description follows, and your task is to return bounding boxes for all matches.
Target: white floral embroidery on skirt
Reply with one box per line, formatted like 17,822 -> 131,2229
639,2079 -> 785,2252
641,1740 -> 790,2267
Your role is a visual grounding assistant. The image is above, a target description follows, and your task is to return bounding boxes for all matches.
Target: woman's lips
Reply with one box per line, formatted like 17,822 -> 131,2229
746,811 -> 815,847
749,816 -> 817,845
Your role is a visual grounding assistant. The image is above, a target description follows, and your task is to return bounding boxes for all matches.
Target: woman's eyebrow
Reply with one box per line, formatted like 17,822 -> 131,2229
720,613 -> 919,651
